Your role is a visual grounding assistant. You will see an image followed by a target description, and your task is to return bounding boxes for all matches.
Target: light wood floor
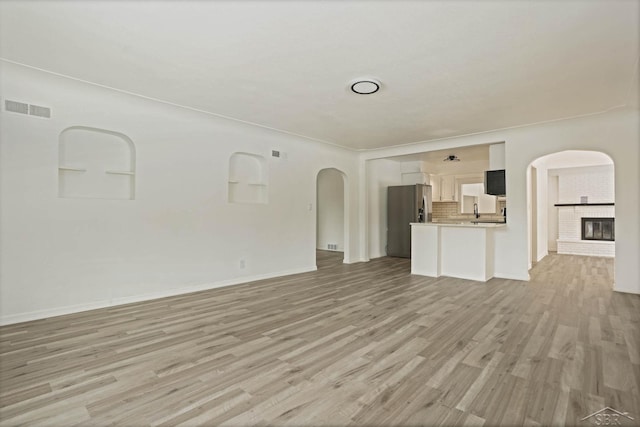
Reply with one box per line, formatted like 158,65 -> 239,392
1,252 -> 638,426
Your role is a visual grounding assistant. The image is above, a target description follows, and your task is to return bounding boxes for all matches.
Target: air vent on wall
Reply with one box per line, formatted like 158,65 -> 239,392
271,150 -> 288,160
29,104 -> 51,118
5,100 -> 29,115
4,99 -> 51,118
271,149 -> 287,159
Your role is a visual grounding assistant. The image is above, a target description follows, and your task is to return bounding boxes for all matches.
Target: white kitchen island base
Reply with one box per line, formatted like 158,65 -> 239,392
411,222 -> 505,282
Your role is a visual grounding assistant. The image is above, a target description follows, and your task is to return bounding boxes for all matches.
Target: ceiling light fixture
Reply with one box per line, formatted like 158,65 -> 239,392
350,79 -> 381,95
444,155 -> 461,162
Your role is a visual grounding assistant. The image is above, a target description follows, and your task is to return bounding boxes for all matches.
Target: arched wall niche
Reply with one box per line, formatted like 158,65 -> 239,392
58,126 -> 136,200
228,152 -> 268,204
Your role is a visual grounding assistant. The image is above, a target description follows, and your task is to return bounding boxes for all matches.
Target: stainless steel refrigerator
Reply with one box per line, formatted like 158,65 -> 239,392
387,184 -> 432,258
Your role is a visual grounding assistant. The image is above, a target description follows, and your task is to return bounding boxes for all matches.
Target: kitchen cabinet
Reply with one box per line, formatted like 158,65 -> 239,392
430,175 -> 441,201
431,174 -> 459,202
440,175 -> 456,201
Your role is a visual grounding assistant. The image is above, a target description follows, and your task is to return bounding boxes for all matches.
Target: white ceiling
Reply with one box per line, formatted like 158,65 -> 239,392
1,1 -> 638,150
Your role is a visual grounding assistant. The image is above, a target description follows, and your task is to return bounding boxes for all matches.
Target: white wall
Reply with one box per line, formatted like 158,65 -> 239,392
536,166 -> 548,262
555,165 -> 614,203
366,159 -> 402,259
360,108 -> 640,294
530,158 -> 549,263
489,143 -> 505,170
526,166 -> 533,268
547,175 -> 559,251
317,169 -> 344,251
0,62 -> 360,324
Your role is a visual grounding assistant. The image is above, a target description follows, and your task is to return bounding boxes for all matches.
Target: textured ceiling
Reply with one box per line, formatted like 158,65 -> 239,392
1,1 -> 638,150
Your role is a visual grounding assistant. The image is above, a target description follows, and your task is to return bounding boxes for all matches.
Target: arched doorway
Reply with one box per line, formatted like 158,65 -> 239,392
316,168 -> 348,267
527,150 -> 615,285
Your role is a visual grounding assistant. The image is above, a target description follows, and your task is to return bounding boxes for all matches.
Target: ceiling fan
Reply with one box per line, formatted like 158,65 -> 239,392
443,155 -> 461,162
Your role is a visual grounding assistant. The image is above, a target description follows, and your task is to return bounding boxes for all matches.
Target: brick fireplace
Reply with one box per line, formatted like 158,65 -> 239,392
556,204 -> 615,257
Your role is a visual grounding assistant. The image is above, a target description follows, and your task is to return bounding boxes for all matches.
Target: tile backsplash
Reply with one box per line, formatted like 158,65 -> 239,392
432,202 -> 458,219
432,200 -> 506,220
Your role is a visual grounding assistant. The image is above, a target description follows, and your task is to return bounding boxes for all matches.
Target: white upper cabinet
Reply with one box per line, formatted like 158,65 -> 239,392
430,174 -> 441,201
440,175 -> 456,201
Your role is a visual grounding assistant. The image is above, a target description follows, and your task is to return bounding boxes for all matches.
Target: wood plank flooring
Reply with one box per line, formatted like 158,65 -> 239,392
1,252 -> 639,426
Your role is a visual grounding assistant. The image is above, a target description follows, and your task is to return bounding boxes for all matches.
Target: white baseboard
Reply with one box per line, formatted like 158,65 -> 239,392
613,282 -> 640,295
343,257 -> 368,264
0,266 -> 317,326
493,272 -> 531,281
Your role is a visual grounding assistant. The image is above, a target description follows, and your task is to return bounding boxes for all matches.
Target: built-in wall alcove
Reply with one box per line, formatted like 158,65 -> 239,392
228,152 -> 268,204
58,126 -> 136,200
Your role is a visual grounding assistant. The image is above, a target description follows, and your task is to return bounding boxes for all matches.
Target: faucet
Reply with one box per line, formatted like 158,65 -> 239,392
473,203 -> 479,219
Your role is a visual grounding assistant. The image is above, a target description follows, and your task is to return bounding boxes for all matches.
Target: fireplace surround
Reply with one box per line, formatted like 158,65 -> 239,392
555,204 -> 615,257
582,217 -> 614,241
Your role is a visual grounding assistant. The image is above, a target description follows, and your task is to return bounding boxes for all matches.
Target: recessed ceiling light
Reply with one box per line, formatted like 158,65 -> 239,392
350,79 -> 381,95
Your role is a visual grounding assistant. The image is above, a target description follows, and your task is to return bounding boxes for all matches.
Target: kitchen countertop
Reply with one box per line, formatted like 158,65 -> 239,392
411,221 -> 506,228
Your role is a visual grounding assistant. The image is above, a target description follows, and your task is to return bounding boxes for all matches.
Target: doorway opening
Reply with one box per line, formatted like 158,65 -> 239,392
316,168 -> 348,268
527,150 -> 615,286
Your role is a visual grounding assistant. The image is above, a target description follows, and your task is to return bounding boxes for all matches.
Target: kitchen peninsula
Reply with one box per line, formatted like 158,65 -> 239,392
411,222 -> 505,281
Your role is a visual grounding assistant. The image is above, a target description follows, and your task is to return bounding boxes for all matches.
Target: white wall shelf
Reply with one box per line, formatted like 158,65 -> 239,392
105,170 -> 135,176
58,166 -> 87,172
228,180 -> 266,186
554,203 -> 614,207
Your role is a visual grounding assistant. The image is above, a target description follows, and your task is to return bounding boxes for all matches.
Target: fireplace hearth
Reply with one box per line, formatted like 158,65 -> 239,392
582,217 -> 614,241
